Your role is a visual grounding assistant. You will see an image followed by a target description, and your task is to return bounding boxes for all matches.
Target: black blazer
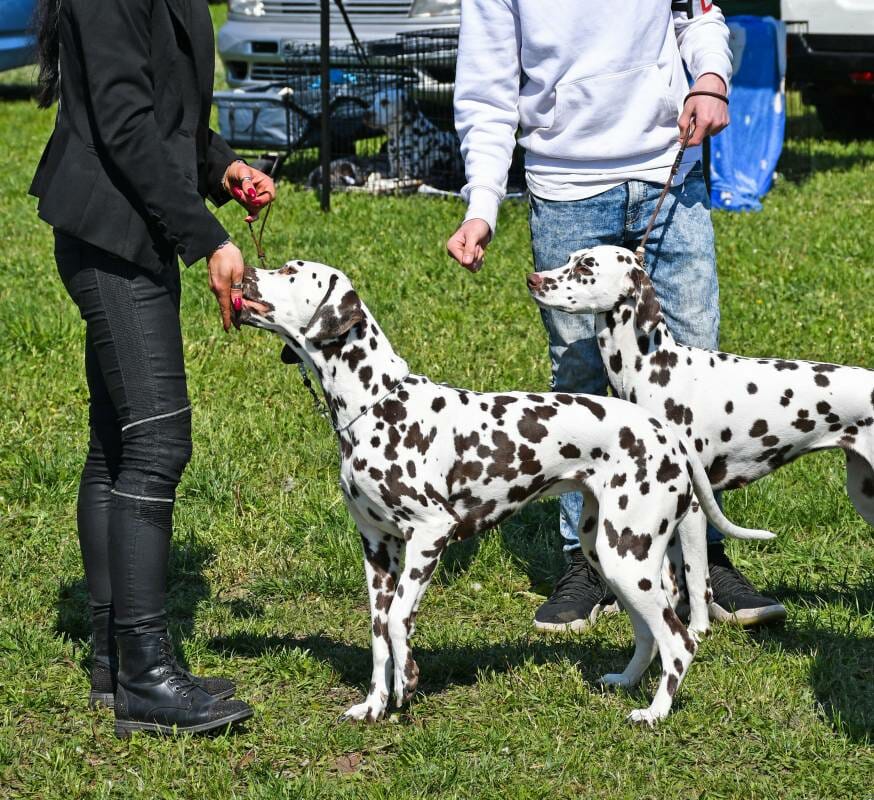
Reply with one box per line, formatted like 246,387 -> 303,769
30,0 -> 238,272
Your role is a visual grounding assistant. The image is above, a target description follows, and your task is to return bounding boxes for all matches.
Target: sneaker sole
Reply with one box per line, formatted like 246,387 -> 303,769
709,601 -> 787,627
533,601 -> 620,633
114,708 -> 253,739
90,687 -> 234,710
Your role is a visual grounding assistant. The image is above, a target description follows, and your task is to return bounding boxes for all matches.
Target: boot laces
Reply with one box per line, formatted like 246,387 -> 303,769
158,637 -> 197,698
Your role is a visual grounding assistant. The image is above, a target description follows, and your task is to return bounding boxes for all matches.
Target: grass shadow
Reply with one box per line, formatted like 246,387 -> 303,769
748,576 -> 874,742
55,535 -> 216,671
208,631 -> 626,697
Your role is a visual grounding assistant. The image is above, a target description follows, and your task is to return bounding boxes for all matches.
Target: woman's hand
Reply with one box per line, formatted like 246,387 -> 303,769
208,241 -> 245,331
223,161 -> 276,223
678,73 -> 730,146
447,218 -> 492,272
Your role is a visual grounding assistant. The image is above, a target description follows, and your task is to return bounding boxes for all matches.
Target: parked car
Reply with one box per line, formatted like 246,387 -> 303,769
218,0 -> 459,86
0,0 -> 36,72
781,0 -> 874,136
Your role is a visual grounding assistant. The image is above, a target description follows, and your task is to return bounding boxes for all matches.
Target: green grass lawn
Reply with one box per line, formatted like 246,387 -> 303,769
2,17 -> 874,798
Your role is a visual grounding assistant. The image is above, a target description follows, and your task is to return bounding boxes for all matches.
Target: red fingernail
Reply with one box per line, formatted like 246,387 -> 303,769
232,297 -> 242,311
234,188 -> 244,199
247,188 -> 257,199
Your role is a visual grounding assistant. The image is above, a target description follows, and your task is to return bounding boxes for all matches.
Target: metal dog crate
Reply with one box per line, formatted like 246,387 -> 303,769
214,28 -> 494,192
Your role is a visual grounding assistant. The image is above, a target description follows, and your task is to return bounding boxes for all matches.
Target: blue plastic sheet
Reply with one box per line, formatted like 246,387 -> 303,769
709,16 -> 787,212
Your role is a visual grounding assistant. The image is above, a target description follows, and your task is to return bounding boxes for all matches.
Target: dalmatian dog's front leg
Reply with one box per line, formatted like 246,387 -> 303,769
386,526 -> 453,708
342,525 -> 401,723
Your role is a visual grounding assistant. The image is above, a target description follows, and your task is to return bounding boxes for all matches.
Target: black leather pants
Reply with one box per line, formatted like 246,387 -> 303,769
55,232 -> 192,645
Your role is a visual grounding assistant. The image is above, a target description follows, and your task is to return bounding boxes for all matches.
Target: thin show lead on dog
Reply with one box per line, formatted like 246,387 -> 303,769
529,246 -> 874,569
238,260 -> 772,725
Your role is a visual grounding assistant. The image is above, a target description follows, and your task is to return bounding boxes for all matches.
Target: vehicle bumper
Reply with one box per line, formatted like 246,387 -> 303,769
218,16 -> 459,87
787,33 -> 874,92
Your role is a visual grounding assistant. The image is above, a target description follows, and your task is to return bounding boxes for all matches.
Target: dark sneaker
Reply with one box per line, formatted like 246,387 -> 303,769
708,542 -> 786,627
534,549 -> 618,633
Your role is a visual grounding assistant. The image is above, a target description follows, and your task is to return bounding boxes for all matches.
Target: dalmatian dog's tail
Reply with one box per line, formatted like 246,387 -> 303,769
687,451 -> 776,541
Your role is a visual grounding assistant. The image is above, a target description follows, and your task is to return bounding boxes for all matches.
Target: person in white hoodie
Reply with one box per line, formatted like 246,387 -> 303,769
447,0 -> 786,631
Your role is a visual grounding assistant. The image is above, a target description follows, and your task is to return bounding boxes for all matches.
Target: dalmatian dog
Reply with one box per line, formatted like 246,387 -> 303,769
364,88 -> 463,184
529,245 -> 874,617
238,260 -> 773,725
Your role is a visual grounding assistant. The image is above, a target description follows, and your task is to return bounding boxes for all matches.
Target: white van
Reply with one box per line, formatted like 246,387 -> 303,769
218,0 -> 460,86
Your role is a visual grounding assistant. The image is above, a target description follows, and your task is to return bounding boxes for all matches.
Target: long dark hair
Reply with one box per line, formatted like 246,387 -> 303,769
33,0 -> 61,108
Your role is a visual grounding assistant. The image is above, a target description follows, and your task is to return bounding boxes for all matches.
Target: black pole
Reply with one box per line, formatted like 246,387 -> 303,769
319,0 -> 331,212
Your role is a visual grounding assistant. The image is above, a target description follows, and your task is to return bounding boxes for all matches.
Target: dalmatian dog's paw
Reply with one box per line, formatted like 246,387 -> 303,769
341,699 -> 387,723
688,623 -> 711,641
627,708 -> 662,727
598,673 -> 638,691
393,657 -> 420,707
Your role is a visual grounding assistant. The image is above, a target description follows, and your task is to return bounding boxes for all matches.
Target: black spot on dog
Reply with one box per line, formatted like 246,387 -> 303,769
656,455 -> 681,483
773,360 -> 799,371
814,374 -> 830,387
707,455 -> 728,485
720,428 -> 732,442
560,443 -> 581,459
431,397 -> 446,413
609,352 -> 623,373
638,578 -> 652,591
604,519 -> 652,561
725,401 -> 734,414
575,396 -> 606,420
747,383 -> 758,395
663,608 -> 696,654
749,419 -> 769,438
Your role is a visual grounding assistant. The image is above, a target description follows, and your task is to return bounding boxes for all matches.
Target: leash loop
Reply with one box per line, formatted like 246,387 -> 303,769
634,125 -> 694,268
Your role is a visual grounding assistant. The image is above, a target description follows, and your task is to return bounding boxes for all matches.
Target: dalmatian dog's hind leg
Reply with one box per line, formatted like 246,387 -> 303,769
386,525 -> 454,709
342,525 -> 401,723
676,503 -> 712,639
594,494 -> 698,725
846,448 -> 874,527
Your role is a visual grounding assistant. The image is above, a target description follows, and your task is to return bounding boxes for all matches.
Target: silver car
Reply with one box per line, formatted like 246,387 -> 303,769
218,0 -> 460,87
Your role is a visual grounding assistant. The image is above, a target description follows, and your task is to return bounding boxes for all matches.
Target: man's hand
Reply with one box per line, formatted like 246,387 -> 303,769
447,218 -> 492,272
678,73 -> 730,146
208,241 -> 245,332
223,162 -> 276,223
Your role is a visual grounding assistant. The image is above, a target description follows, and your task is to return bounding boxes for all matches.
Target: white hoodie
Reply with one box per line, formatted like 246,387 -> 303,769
454,0 -> 733,231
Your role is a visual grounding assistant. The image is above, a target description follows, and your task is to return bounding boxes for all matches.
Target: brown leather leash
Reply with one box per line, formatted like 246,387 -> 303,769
634,89 -> 729,268
247,201 -> 271,268
633,125 -> 693,268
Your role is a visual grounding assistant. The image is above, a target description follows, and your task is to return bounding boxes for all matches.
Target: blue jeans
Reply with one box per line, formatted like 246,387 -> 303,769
529,166 -> 723,550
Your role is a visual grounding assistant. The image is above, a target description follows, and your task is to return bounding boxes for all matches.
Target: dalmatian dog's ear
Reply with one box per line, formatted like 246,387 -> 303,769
280,344 -> 302,364
304,275 -> 366,342
629,268 -> 664,334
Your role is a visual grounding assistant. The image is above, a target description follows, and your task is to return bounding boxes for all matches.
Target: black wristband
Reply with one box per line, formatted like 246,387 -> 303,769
684,90 -> 729,105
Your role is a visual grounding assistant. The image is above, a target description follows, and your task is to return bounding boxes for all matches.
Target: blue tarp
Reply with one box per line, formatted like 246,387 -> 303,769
709,16 -> 787,212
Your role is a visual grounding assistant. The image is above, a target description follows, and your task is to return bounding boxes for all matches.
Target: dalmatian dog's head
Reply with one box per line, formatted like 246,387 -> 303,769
527,245 -> 664,333
239,261 -> 364,365
364,87 -> 410,131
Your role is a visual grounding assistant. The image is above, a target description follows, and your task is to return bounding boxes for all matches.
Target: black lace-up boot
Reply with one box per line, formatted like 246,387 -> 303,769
534,549 -> 619,632
708,542 -> 786,627
113,633 -> 252,738
89,625 -> 235,709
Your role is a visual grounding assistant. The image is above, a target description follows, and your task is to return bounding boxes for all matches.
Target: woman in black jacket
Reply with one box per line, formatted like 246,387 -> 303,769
30,0 -> 274,737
